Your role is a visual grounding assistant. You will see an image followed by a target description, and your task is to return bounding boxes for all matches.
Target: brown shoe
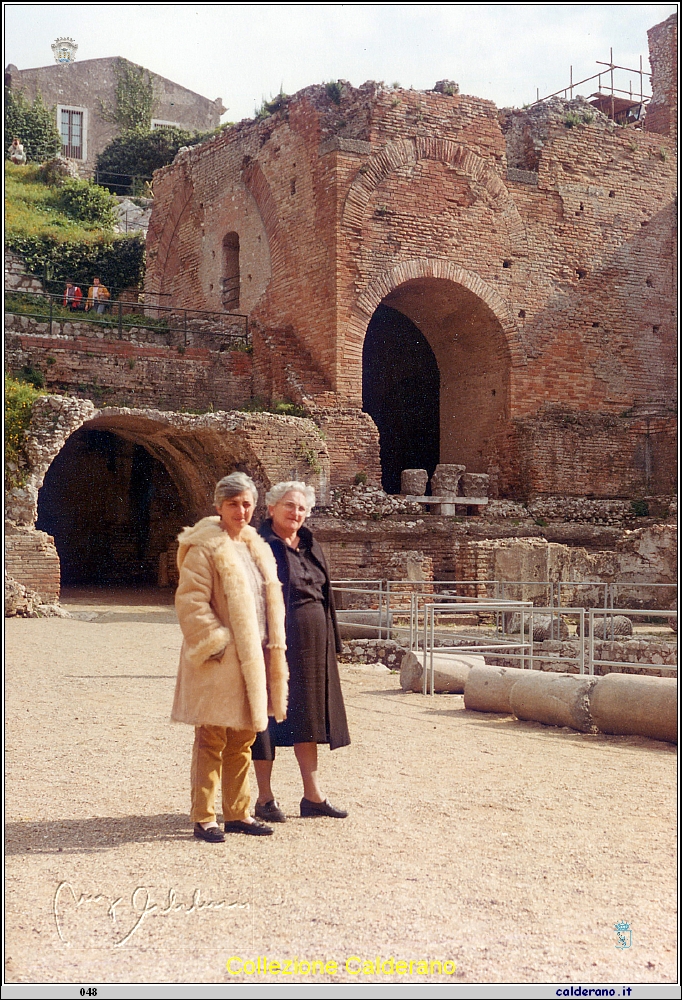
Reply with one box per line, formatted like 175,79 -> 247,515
255,799 -> 286,823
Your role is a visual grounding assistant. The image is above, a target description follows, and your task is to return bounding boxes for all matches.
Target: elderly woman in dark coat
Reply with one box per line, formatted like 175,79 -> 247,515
252,481 -> 350,820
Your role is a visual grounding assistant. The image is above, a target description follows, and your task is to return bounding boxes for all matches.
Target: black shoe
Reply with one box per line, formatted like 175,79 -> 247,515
193,823 -> 225,843
255,799 -> 286,823
224,819 -> 273,836
300,797 -> 348,819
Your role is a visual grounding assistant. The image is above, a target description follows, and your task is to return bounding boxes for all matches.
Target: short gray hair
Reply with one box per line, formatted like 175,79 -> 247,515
214,472 -> 258,507
265,480 -> 316,514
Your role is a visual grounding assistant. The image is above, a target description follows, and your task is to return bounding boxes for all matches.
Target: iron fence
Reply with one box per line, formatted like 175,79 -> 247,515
330,579 -> 677,686
5,287 -> 250,350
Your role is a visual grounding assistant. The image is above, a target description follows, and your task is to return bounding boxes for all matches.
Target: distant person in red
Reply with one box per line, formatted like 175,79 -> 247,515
63,282 -> 83,310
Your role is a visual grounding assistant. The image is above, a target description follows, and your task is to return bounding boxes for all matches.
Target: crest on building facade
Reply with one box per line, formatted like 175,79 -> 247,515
51,38 -> 78,64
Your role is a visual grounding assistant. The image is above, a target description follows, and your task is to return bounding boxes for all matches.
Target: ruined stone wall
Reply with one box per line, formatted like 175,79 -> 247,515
509,408 -> 677,499
646,13 -> 678,139
4,527 -> 60,603
312,519 -> 677,609
145,14 -> 676,499
5,395 -> 331,597
5,314 -> 253,412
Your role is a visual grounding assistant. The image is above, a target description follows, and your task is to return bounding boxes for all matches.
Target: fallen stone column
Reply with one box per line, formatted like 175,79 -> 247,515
463,664 -> 528,713
589,673 -> 677,743
400,650 -> 485,693
509,671 -> 599,732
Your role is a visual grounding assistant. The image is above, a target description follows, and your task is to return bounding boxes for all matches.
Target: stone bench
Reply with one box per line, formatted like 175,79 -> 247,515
404,495 -> 489,514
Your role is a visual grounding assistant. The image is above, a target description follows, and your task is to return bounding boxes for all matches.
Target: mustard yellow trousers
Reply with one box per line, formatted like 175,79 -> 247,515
190,726 -> 256,824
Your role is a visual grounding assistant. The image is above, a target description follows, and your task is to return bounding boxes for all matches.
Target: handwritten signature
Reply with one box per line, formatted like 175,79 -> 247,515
53,881 -> 249,947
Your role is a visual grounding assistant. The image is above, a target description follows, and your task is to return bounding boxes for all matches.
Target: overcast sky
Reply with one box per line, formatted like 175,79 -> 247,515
4,4 -> 677,123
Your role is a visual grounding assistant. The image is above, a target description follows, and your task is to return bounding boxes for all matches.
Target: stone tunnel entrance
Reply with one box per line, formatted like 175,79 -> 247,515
362,278 -> 512,493
14,400 -> 330,597
36,428 -> 186,586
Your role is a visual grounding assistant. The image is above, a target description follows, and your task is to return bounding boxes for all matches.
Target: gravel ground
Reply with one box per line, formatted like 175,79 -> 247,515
4,591 -> 677,985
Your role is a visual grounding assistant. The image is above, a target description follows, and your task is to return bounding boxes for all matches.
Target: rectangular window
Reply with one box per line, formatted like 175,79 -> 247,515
60,109 -> 83,158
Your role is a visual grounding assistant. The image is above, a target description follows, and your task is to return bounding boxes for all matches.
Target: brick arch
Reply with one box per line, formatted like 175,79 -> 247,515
145,161 -> 195,302
12,398 -> 330,532
342,136 -> 528,255
242,159 -> 282,248
346,258 -> 527,372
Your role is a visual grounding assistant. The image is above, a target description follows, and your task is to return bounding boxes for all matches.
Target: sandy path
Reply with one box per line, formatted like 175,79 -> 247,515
4,594 -> 677,985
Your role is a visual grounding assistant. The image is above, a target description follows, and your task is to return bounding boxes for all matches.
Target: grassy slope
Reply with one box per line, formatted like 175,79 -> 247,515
5,162 -> 113,242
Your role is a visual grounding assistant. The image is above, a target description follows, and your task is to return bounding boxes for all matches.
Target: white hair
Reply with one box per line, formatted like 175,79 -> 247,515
214,471 -> 258,507
265,480 -> 316,514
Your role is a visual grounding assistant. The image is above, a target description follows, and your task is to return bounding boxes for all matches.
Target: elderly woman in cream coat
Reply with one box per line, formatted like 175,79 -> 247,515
172,472 -> 288,842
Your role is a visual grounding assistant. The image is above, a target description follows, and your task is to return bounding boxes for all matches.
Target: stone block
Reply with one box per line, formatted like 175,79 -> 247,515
463,664 -> 527,713
401,469 -> 428,496
584,615 -> 633,638
460,473 -> 490,497
509,671 -> 599,732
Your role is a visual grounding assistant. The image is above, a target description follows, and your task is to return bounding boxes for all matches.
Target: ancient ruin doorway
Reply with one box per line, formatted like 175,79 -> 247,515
362,304 -> 440,494
360,277 -> 512,493
36,427 -> 186,586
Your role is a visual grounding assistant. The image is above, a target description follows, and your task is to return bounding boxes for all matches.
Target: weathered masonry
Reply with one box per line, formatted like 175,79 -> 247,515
145,13 -> 677,501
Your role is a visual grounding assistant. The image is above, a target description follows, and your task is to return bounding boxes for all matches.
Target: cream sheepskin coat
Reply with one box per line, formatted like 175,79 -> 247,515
171,517 -> 288,732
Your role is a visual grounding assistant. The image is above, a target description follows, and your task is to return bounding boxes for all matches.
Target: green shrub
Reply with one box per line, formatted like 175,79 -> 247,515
325,81 -> 343,105
240,397 -> 309,418
5,232 -> 146,295
630,499 -> 649,517
95,125 -> 219,193
99,59 -> 155,131
255,91 -> 288,120
96,126 -> 189,183
5,373 -> 47,488
564,109 -> 594,129
4,88 -> 60,162
49,178 -> 118,226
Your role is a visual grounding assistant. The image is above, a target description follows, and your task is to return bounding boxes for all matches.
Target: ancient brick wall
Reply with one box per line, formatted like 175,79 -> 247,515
138,16 -> 674,500
5,315 -> 253,412
5,528 -> 60,603
508,409 -> 677,499
646,13 -> 678,139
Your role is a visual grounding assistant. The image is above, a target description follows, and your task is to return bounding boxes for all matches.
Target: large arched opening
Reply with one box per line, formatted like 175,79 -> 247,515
361,277 -> 512,491
36,427 -> 186,586
22,403 -> 331,595
362,304 -> 440,494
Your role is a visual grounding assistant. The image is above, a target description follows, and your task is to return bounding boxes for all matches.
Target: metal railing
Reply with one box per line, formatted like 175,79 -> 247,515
93,169 -> 153,196
5,287 -> 250,350
330,579 -> 677,686
421,600 -> 533,695
587,608 -> 677,676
